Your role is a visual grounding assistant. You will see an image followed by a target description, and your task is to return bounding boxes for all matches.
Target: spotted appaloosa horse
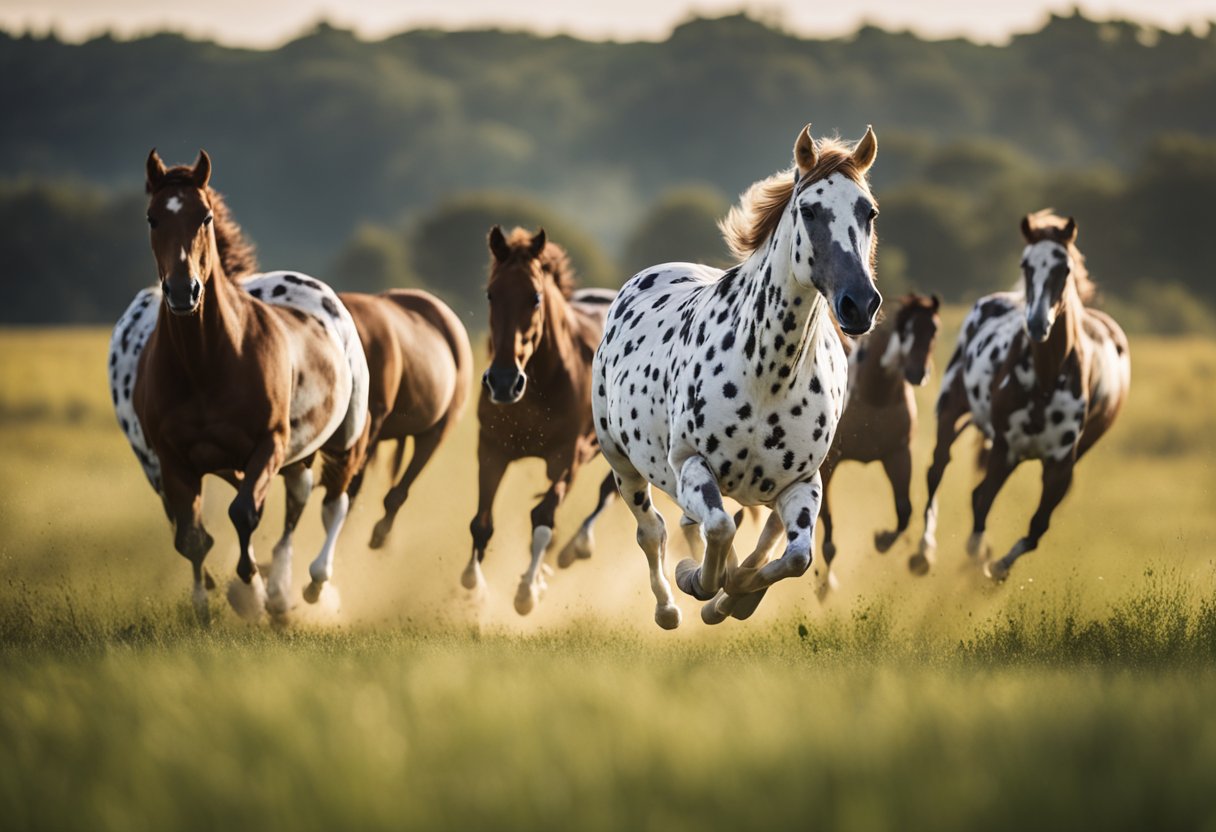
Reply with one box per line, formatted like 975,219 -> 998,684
464,226 -> 618,615
594,124 -> 883,629
339,290 -> 472,551
913,211 -> 1130,580
817,293 -> 941,578
110,150 -> 369,622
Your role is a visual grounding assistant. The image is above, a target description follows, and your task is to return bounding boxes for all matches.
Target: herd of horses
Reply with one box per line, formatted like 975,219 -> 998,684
108,124 -> 1131,628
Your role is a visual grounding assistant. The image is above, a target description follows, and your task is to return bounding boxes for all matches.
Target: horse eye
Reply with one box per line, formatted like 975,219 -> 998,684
799,205 -> 815,222
533,292 -> 542,306
486,290 -> 493,301
203,212 -> 213,226
146,214 -> 157,229
868,208 -> 879,221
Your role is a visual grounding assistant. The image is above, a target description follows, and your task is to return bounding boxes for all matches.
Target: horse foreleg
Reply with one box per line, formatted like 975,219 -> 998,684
164,471 -> 214,625
914,382 -> 970,575
985,458 -> 1073,581
515,466 -> 572,616
875,445 -> 912,553
967,440 -> 1017,565
703,509 -> 784,625
304,446 -> 363,606
557,471 -> 617,568
818,455 -> 839,565
370,419 -> 446,549
724,474 -> 826,601
266,461 -> 312,619
673,456 -> 736,601
226,436 -> 284,621
465,444 -> 507,593
614,468 -> 680,630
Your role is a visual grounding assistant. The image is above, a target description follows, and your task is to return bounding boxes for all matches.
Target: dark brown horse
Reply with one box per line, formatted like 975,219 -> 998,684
463,226 -> 617,615
913,212 -> 1130,579
817,294 -> 940,581
338,290 -> 473,549
126,150 -> 369,621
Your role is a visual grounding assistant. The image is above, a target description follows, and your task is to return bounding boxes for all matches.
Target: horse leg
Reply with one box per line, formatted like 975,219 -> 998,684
913,383 -> 970,575
266,461 -> 312,619
985,459 -> 1073,581
164,471 -> 214,625
556,471 -> 618,568
370,419 -> 446,549
226,437 -> 284,621
818,455 -> 839,566
967,440 -> 1017,564
702,509 -> 785,625
613,466 -> 680,630
464,444 -> 508,593
516,460 -> 575,616
304,446 -> 363,605
724,474 -> 827,600
345,412 -> 386,508
673,456 -> 736,601
875,445 -> 912,553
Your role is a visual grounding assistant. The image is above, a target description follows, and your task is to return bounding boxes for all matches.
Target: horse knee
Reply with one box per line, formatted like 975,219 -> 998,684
228,496 -> 260,538
530,501 -> 558,531
469,516 -> 494,550
703,510 -> 736,548
174,524 -> 213,562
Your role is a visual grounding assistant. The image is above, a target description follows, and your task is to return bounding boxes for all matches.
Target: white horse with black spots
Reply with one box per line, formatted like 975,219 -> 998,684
593,124 -> 883,628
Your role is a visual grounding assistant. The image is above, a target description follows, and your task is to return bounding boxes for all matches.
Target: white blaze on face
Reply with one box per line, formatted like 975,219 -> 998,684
179,247 -> 187,262
879,329 -> 904,371
1022,241 -> 1070,332
166,195 -> 183,214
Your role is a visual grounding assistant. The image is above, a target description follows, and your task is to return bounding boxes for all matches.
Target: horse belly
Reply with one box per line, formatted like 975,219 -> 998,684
1003,385 -> 1087,463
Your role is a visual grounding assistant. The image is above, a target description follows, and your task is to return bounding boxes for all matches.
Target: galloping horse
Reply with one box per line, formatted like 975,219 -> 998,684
464,226 -> 617,615
913,211 -> 1130,580
594,124 -> 883,629
110,150 -> 369,622
818,294 -> 940,575
339,290 -> 472,551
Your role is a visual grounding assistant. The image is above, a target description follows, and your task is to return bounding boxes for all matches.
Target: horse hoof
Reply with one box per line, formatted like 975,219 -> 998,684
368,519 -> 391,550
966,532 -> 989,560
983,559 -> 1010,582
461,561 -> 485,592
823,540 -> 837,562
203,568 -> 217,591
514,580 -> 539,616
302,580 -> 323,605
730,588 -> 770,620
557,528 -> 593,569
908,553 -> 931,576
675,558 -> 716,601
265,591 -> 292,617
874,530 -> 899,553
226,574 -> 266,622
655,604 -> 682,630
701,593 -> 732,625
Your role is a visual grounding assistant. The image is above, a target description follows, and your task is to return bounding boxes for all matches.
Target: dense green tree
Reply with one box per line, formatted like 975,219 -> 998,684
327,224 -> 418,294
622,186 -> 731,275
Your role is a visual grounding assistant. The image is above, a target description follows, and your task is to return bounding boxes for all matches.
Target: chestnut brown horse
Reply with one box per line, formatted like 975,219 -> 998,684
463,226 -> 617,615
817,293 -> 940,582
116,150 -> 369,622
339,290 -> 473,549
913,212 -> 1130,580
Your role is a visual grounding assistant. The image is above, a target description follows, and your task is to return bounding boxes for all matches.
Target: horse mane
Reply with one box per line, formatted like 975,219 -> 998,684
495,227 -> 577,299
1023,209 -> 1096,304
719,136 -> 874,261
149,167 -> 259,279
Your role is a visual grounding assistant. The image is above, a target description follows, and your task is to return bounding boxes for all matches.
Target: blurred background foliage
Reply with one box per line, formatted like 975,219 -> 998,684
1,11 -> 1215,328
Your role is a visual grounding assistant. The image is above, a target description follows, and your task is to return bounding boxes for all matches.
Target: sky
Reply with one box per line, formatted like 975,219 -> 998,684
0,0 -> 1213,47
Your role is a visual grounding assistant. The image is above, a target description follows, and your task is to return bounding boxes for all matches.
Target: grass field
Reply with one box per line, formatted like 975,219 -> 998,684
2,322 -> 1215,831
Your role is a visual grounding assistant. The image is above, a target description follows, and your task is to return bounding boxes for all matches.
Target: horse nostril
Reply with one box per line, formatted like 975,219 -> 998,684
482,371 -> 493,391
839,295 -> 859,324
190,281 -> 201,302
866,293 -> 881,319
512,375 -> 525,395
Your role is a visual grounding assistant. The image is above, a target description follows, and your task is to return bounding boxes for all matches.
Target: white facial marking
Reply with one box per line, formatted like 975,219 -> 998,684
166,195 -> 183,214
880,330 -> 903,370
179,247 -> 187,262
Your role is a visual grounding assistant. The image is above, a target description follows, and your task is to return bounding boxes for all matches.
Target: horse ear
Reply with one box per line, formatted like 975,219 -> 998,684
1020,214 -> 1035,243
794,124 -> 817,176
192,150 -> 211,189
488,225 -> 510,261
852,125 -> 878,172
930,293 -> 941,312
1062,216 -> 1078,244
146,148 -> 167,194
529,228 -> 547,259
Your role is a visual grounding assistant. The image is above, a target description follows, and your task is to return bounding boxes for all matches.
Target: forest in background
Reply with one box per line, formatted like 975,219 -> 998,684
1,10 -> 1215,328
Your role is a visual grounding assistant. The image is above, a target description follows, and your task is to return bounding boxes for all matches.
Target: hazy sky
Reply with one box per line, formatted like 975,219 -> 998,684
1,0 -> 1213,47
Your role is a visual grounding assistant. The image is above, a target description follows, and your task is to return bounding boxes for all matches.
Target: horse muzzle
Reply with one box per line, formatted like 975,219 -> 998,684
483,366 -> 527,405
164,276 -> 202,316
835,286 -> 882,337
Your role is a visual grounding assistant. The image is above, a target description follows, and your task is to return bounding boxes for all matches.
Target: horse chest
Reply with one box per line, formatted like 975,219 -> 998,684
998,375 -> 1087,463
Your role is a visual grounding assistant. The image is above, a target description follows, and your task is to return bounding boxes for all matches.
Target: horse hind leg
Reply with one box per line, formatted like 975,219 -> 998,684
370,420 -> 446,550
724,475 -> 826,601
703,509 -> 783,625
266,462 -> 312,622
913,383 -> 970,576
984,459 -> 1073,581
874,446 -> 912,554
303,448 -> 360,607
673,456 -> 736,602
557,471 -> 618,568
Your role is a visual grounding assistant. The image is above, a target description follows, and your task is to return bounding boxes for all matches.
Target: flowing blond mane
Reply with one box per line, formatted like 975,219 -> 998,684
1023,209 -> 1096,304
719,136 -> 873,261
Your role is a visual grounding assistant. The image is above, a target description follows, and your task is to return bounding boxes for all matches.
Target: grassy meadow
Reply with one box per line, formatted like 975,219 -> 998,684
1,320 -> 1216,831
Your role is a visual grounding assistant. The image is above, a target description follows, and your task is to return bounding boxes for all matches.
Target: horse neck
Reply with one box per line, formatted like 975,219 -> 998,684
528,287 -> 579,383
855,324 -> 905,406
1031,285 -> 1083,390
734,215 -> 826,392
156,261 -> 248,385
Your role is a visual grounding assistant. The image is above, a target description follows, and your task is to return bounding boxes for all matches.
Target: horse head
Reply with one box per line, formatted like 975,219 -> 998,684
483,225 -> 551,404
1019,211 -> 1080,342
144,149 -> 219,316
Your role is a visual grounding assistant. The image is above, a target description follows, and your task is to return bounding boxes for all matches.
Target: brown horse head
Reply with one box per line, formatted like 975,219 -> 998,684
887,293 -> 941,386
483,225 -> 572,404
1019,210 -> 1092,342
145,149 -> 221,315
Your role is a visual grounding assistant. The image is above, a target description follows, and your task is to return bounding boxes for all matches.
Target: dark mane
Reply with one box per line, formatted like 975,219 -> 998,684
492,227 -> 578,299
720,137 -> 874,261
1023,209 -> 1096,304
149,167 -> 259,279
